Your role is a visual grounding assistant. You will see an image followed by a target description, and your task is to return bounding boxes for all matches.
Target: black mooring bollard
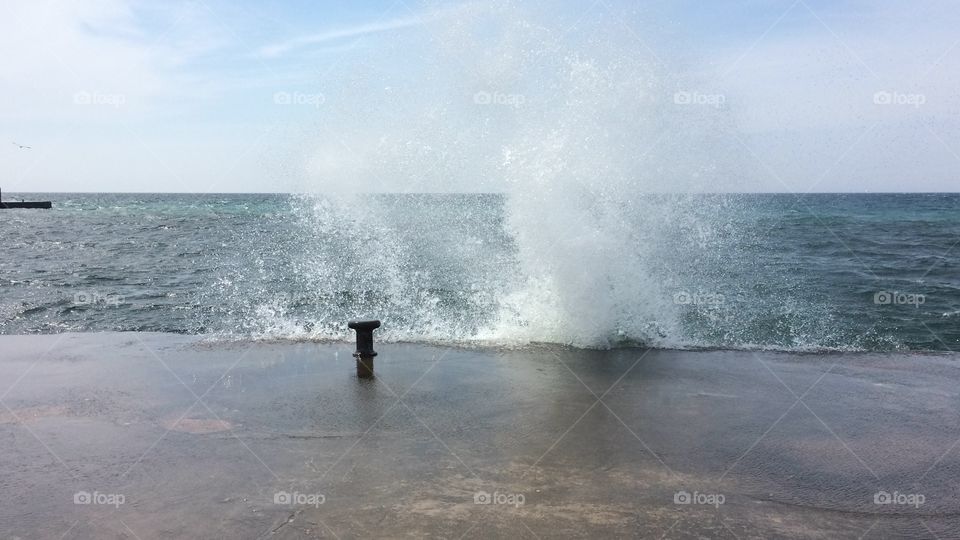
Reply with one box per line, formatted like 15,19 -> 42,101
348,320 -> 381,378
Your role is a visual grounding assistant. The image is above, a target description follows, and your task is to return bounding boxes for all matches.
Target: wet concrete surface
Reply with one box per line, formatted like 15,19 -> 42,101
1,333 -> 959,539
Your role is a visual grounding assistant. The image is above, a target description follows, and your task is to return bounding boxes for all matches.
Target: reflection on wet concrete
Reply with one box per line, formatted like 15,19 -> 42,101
0,333 -> 959,538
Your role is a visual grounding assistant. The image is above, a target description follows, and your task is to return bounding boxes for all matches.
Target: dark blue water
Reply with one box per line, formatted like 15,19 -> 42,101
1,192 -> 957,352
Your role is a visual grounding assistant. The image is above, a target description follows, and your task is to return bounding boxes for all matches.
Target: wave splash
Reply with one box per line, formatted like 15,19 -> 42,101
249,1 -> 742,348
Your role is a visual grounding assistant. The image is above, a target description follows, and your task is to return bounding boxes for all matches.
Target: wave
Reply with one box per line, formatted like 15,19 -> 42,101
202,3 -> 960,353
233,2 -> 742,350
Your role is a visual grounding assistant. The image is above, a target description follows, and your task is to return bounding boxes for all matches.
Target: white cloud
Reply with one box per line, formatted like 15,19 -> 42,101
711,5 -> 954,126
0,0 -> 234,123
3,0 -> 958,192
255,10 -> 445,58
693,0 -> 960,191
0,0 -> 257,192
0,1 -> 157,116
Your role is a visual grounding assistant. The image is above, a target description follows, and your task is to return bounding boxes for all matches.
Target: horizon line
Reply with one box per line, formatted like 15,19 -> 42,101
4,191 -> 960,195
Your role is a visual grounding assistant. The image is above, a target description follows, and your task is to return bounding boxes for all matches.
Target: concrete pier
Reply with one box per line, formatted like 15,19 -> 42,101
1,333 -> 958,538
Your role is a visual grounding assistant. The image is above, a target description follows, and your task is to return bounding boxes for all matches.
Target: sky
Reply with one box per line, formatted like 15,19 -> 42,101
1,0 -> 958,193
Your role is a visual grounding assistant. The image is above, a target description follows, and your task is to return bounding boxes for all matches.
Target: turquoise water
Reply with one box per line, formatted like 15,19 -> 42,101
1,192 -> 957,352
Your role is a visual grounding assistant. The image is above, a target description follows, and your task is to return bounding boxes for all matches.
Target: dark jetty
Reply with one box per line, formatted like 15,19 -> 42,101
0,188 -> 51,209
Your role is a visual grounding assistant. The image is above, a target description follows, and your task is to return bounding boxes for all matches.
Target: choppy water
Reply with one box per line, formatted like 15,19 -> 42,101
1,192 -> 957,352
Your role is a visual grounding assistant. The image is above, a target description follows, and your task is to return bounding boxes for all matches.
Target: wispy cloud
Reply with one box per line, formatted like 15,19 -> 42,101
255,11 -> 441,58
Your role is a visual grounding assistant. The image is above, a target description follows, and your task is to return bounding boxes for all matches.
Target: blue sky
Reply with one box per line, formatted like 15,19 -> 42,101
1,0 -> 958,193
